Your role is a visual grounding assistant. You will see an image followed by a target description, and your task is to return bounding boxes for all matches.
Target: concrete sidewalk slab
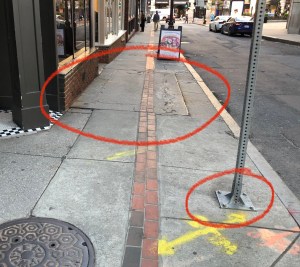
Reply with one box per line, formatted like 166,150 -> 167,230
68,110 -> 138,162
156,115 -> 257,172
159,217 -> 299,267
33,159 -> 134,267
158,166 -> 299,231
262,22 -> 300,46
275,236 -> 300,266
0,112 -> 90,157
0,153 -> 61,224
72,69 -> 145,112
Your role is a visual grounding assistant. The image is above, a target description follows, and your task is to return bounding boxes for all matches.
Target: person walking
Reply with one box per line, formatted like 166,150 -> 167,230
185,14 -> 189,24
153,11 -> 160,31
140,11 -> 146,32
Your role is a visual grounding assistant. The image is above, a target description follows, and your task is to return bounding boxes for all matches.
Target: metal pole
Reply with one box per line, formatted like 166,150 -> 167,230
216,0 -> 267,211
203,0 -> 207,24
168,0 -> 174,29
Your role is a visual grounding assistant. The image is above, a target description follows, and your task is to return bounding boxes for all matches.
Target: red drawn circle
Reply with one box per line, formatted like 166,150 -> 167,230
185,168 -> 275,228
40,45 -> 231,146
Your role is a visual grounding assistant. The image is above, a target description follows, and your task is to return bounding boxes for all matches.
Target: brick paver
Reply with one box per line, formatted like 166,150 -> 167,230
123,43 -> 159,267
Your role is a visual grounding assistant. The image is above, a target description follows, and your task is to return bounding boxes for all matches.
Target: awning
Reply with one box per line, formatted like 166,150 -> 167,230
155,0 -> 169,4
174,1 -> 187,4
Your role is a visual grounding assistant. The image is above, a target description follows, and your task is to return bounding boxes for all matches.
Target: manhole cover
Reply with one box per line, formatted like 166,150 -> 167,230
0,217 -> 94,267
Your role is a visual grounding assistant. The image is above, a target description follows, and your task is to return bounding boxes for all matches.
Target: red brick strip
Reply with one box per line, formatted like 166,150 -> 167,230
123,54 -> 159,267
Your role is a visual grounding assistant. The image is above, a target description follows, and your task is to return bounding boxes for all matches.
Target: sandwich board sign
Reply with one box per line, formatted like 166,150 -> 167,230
158,25 -> 182,59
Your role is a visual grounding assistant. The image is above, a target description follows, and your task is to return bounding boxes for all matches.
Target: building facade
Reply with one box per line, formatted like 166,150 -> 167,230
0,0 -> 139,130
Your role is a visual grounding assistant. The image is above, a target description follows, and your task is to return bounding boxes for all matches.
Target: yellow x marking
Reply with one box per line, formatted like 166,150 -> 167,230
158,213 -> 246,256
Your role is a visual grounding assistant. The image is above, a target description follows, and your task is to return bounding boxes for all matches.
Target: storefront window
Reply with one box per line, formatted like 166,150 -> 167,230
118,0 -> 124,30
92,0 -> 124,43
55,0 -> 92,61
129,0 -> 136,18
105,0 -> 113,38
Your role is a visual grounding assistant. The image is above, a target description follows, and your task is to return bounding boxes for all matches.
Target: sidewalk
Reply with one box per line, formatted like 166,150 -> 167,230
193,18 -> 300,46
0,22 -> 300,267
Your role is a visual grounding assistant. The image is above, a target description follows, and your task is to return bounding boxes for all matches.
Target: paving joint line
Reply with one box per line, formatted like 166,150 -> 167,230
162,216 -> 300,233
0,151 -> 62,159
30,111 -> 94,216
66,156 -> 135,164
270,233 -> 300,267
159,163 -> 231,173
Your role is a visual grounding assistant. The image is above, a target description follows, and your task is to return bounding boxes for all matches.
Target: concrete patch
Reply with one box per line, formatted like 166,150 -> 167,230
154,72 -> 188,115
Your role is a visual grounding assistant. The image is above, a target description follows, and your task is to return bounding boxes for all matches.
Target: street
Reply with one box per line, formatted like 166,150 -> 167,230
180,22 -> 300,198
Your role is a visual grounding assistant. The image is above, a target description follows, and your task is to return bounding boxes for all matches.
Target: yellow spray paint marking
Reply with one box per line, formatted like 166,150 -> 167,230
106,150 -> 136,161
158,213 -> 246,256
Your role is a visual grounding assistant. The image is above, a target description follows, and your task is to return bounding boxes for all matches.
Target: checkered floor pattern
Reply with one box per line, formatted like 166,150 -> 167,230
0,110 -> 63,138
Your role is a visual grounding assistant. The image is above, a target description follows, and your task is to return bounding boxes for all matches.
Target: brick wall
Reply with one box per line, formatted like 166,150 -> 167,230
98,32 -> 127,63
58,53 -> 99,111
57,31 -> 128,111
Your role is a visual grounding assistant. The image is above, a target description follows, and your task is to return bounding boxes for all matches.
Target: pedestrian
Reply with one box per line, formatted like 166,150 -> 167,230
210,13 -> 215,21
140,11 -> 146,32
153,11 -> 160,31
185,14 -> 188,24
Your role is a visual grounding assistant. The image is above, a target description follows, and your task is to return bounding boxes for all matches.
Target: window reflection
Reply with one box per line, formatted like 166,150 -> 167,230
55,0 -> 91,61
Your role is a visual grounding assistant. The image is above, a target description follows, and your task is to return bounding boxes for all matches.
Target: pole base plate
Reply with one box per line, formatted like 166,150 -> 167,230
216,190 -> 256,211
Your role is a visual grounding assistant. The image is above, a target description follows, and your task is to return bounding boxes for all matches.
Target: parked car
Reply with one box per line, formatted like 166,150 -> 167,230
209,16 -> 230,32
221,16 -> 253,36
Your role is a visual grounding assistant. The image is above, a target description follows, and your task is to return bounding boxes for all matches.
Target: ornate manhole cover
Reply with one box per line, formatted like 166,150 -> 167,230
0,217 -> 94,267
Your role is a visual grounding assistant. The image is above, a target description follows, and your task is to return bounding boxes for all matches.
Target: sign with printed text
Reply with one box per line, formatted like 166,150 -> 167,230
158,27 -> 182,59
197,0 -> 205,7
231,1 -> 244,16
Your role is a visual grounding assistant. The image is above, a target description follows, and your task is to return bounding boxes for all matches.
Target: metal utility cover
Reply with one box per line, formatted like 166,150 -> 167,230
0,217 -> 95,266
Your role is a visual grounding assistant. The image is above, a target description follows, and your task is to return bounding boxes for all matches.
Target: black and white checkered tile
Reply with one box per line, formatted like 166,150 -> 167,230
0,110 -> 63,138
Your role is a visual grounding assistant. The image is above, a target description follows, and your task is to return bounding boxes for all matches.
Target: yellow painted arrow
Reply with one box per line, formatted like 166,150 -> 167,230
106,150 -> 136,161
158,213 -> 246,256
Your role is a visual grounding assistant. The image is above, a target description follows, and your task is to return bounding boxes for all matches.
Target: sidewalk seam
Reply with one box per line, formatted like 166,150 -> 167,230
270,233 -> 300,267
30,111 -> 94,216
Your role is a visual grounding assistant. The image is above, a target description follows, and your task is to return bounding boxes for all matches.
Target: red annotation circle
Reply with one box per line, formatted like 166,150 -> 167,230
185,168 -> 275,229
40,45 -> 231,146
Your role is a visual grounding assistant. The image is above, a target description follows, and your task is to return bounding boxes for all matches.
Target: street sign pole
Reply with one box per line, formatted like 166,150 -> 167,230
216,0 -> 267,211
168,0 -> 175,29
